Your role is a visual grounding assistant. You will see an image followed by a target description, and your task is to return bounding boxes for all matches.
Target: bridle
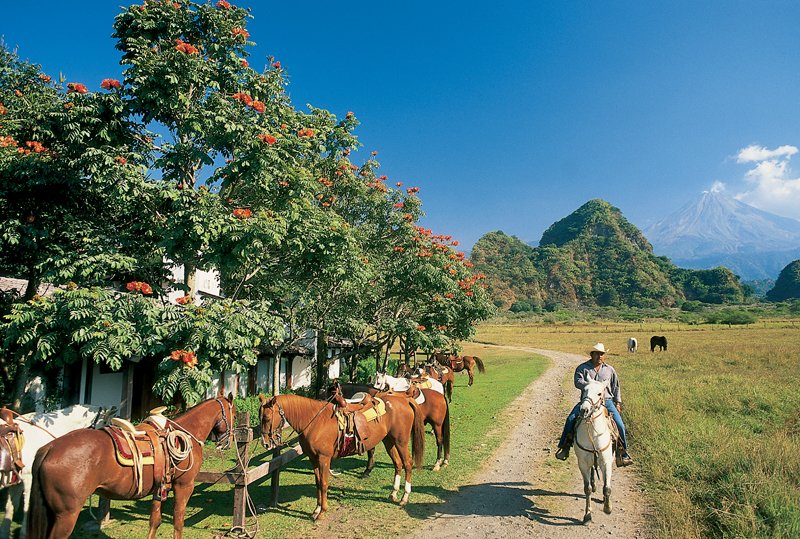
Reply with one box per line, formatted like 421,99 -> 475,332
263,399 -> 287,448
575,386 -> 612,455
210,398 -> 234,450
261,395 -> 335,448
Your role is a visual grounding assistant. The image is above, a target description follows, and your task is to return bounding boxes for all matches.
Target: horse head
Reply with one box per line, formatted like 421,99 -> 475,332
373,372 -> 388,391
258,393 -> 283,450
580,380 -> 608,419
92,406 -> 118,429
209,391 -> 235,450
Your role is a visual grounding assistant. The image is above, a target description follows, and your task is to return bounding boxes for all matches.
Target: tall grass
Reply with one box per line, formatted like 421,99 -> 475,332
479,321 -> 800,538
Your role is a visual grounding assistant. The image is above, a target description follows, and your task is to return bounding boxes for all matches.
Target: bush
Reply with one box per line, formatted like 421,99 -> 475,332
705,308 -> 758,325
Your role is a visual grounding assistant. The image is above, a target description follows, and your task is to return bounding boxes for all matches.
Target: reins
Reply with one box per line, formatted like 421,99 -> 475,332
269,394 -> 337,446
7,409 -> 58,440
574,394 -> 612,455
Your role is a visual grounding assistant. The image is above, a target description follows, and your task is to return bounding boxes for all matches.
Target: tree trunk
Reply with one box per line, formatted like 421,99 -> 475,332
313,329 -> 327,397
272,350 -> 281,396
184,262 -> 197,298
11,268 -> 42,408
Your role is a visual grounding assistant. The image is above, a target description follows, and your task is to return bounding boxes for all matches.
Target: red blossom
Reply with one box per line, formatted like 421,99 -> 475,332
232,27 -> 250,39
297,128 -> 315,138
126,281 -> 152,295
66,83 -> 88,94
371,151 -> 378,156
175,39 -> 199,55
0,103 -> 6,115
100,78 -> 121,90
280,123 -> 288,130
169,350 -> 198,368
251,100 -> 265,113
393,202 -> 404,208
176,295 -> 192,305
232,208 -> 253,219
39,74 -> 51,83
395,182 -> 403,187
114,156 -> 127,165
240,59 -> 249,67
14,90 -> 23,97
216,0 -> 232,8
258,133 -> 277,145
272,61 -> 281,69
346,111 -> 354,117
416,325 -> 426,331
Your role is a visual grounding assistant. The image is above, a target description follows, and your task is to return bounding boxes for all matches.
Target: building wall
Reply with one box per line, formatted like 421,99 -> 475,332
85,363 -> 125,409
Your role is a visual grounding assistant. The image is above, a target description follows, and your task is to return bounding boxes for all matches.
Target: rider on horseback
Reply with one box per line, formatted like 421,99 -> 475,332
555,343 -> 633,466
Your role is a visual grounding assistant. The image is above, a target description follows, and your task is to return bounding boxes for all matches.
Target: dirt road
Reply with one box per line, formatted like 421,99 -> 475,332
410,346 -> 651,538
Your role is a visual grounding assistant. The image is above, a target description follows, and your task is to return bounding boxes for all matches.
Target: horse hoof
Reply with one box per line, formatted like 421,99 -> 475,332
604,504 -> 612,514
360,471 -> 371,478
583,513 -> 592,524
433,463 -> 441,472
390,492 -> 399,503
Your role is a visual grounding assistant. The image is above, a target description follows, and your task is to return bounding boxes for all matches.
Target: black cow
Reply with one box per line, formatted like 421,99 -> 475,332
650,335 -> 668,352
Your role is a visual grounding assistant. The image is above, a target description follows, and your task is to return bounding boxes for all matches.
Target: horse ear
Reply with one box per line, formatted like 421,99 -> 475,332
226,392 -> 234,403
258,393 -> 268,405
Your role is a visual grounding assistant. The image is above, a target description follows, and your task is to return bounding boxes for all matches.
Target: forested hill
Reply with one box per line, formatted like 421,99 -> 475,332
471,199 -> 747,311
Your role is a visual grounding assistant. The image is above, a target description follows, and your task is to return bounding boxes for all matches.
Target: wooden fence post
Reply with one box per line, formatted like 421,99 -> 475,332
270,445 -> 281,508
231,411 -> 252,528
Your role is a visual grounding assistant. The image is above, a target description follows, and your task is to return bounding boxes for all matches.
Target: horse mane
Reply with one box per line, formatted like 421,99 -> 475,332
275,394 -> 334,427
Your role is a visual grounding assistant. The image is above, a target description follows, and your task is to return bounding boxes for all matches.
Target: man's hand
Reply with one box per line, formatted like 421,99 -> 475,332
616,402 -> 622,412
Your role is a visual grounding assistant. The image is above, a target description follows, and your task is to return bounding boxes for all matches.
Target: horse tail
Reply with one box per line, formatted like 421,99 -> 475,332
474,356 -> 486,374
408,400 -> 425,469
446,379 -> 453,403
26,445 -> 52,539
442,398 -> 451,458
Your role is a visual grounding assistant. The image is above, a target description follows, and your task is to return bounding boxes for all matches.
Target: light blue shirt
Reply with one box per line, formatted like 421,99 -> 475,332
574,360 -> 621,403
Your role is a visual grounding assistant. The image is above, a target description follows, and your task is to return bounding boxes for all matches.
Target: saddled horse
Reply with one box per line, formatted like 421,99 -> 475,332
26,393 -> 234,539
432,353 -> 485,386
365,373 -> 450,473
258,392 -> 424,520
422,363 -> 454,402
1,404 -> 117,539
574,379 -> 614,523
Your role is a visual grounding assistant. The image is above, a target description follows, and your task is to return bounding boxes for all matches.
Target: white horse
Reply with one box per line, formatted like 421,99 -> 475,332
627,337 -> 638,353
1,404 -> 116,539
574,380 -> 614,523
373,371 -> 445,395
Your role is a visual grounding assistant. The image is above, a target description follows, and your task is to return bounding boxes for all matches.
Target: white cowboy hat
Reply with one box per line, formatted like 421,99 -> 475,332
589,342 -> 609,355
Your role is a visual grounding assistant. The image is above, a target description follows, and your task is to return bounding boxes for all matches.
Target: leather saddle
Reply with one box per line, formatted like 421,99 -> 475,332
103,408 -> 171,499
334,394 -> 388,457
405,385 -> 426,405
0,418 -> 24,488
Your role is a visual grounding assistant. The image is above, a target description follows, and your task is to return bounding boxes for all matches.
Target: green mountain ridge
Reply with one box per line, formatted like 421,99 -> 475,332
472,199 -> 747,310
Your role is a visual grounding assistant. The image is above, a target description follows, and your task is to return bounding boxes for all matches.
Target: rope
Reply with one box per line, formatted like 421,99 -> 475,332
166,429 -> 195,473
223,426 -> 260,538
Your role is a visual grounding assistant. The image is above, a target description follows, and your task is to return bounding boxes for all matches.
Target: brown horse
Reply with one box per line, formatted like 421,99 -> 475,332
258,392 -> 424,520
433,353 -> 486,386
423,363 -> 454,402
26,393 -> 235,539
362,386 -> 450,476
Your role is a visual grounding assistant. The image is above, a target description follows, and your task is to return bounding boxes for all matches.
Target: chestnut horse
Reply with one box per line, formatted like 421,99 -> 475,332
258,392 -> 424,520
363,386 -> 450,476
432,353 -> 486,386
26,394 -> 235,539
422,364 -> 454,402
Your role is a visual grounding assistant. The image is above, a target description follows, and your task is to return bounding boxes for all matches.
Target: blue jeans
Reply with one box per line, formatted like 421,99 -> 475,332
558,399 -> 627,450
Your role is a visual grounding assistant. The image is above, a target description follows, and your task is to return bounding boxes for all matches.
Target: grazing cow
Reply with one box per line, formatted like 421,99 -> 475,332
650,335 -> 667,352
627,337 -> 638,353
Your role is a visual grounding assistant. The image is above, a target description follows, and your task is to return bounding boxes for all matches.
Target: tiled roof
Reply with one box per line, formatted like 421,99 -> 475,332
0,277 -> 56,298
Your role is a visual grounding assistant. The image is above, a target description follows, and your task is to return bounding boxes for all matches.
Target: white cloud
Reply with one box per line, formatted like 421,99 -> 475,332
732,145 -> 800,219
707,181 -> 726,193
736,144 -> 798,163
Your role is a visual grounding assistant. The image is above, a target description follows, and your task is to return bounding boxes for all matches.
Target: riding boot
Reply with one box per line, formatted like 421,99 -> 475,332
556,434 -> 572,461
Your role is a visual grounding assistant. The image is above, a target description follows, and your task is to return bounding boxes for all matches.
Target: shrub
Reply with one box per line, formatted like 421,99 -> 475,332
705,308 -> 758,325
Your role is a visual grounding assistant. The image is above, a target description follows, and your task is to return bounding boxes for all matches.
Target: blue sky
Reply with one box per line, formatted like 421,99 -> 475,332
4,1 -> 800,251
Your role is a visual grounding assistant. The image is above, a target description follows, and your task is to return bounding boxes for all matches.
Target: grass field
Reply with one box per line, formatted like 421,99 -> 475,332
7,344 -> 546,538
477,320 -> 800,539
